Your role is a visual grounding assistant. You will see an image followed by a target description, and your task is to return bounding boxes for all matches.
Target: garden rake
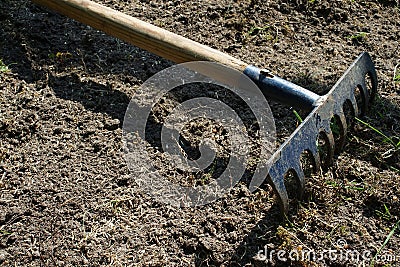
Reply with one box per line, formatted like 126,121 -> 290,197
32,0 -> 378,214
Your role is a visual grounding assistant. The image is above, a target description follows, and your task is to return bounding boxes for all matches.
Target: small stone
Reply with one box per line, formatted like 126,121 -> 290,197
104,119 -> 120,131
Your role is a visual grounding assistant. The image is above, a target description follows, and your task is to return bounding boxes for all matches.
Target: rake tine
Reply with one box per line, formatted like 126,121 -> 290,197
350,90 -> 362,117
324,130 -> 335,167
334,112 -> 348,154
293,165 -> 306,200
312,148 -> 322,172
266,172 -> 289,215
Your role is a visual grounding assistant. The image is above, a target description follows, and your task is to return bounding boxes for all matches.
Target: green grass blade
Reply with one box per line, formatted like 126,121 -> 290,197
355,117 -> 396,147
370,220 -> 400,267
293,109 -> 303,123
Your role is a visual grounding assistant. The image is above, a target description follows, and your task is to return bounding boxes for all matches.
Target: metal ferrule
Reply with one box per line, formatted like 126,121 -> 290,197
243,65 -> 321,112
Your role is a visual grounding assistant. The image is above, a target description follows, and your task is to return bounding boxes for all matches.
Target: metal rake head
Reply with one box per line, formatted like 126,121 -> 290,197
251,52 -> 378,215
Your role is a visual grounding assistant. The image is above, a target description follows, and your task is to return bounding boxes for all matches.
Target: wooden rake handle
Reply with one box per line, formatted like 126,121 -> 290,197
32,0 -> 248,71
32,0 -> 322,110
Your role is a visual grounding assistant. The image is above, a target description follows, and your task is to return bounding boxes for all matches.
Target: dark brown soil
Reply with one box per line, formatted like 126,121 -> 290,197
1,0 -> 399,266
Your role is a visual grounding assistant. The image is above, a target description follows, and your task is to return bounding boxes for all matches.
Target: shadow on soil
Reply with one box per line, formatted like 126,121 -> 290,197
50,73 -> 130,122
1,2 -> 168,121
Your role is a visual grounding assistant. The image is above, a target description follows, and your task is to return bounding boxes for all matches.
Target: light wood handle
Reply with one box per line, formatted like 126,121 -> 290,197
32,0 -> 248,71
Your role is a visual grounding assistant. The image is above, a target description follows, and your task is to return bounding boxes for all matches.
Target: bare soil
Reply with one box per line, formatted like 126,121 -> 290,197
1,0 -> 399,266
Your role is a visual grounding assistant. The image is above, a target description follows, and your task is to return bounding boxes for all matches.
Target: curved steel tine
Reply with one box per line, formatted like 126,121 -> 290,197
362,71 -> 378,110
349,92 -> 361,118
353,85 -> 368,116
313,149 -> 322,172
365,71 -> 378,105
325,130 -> 335,167
334,111 -> 348,154
266,173 -> 289,216
316,130 -> 335,168
294,166 -> 306,200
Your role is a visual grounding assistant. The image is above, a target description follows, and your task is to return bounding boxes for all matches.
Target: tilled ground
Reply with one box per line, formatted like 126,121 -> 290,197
0,0 -> 399,266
